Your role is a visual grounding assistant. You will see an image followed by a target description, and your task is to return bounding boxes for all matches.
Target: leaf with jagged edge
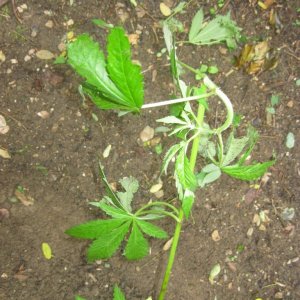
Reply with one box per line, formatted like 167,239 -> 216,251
107,27 -> 144,111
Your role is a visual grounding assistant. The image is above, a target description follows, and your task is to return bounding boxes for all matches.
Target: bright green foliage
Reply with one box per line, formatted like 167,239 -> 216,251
75,296 -> 86,300
65,165 -> 170,262
113,285 -> 126,300
67,27 -> 144,112
188,9 -> 241,48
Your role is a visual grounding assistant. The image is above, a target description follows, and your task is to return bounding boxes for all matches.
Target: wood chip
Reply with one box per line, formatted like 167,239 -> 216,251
211,230 -> 221,241
15,190 -> 34,206
163,237 -> 173,251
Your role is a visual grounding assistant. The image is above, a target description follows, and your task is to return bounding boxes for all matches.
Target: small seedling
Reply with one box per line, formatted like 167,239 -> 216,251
266,94 -> 280,114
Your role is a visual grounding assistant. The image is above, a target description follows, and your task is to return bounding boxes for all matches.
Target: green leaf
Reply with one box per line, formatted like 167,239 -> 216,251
65,219 -> 127,239
189,12 -> 241,48
208,65 -> 219,74
54,55 -> 66,64
125,221 -> 149,260
161,144 -> 183,174
41,242 -> 52,260
222,134 -> 249,166
67,34 -> 125,106
222,161 -> 275,181
182,189 -> 195,218
175,148 -> 197,191
98,163 -> 123,209
189,9 -> 204,42
87,221 -> 131,261
92,18 -> 114,29
157,115 -> 187,125
117,176 -> 139,212
90,201 -> 131,219
197,167 -> 221,187
137,220 -> 168,239
271,94 -> 280,106
75,296 -> 87,300
113,285 -> 126,300
107,27 -> 144,111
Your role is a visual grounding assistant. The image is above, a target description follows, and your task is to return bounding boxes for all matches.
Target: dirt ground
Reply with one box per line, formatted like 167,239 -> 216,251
0,1 -> 299,299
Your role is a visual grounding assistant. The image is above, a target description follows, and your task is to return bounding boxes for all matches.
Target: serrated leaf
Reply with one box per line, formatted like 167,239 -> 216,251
222,135 -> 249,166
87,221 -> 131,261
117,176 -> 139,212
175,148 -> 197,191
113,285 -> 126,300
65,219 -> 127,239
157,116 -> 187,125
125,221 -> 149,260
42,242 -> 52,259
189,9 -> 204,42
67,34 -> 125,106
90,201 -> 131,219
222,161 -> 275,181
198,168 -> 221,187
98,163 -> 123,209
182,189 -> 195,218
189,12 -> 241,48
161,144 -> 182,174
137,220 -> 168,239
107,27 -> 144,111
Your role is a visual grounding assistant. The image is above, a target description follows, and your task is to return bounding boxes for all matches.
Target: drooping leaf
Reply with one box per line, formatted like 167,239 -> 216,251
98,163 -> 122,209
67,28 -> 144,112
117,176 -> 139,212
222,134 -> 249,167
65,219 -> 127,239
67,34 -> 125,105
189,12 -> 241,49
113,285 -> 126,300
182,189 -> 195,218
157,115 -> 187,125
87,221 -> 131,261
107,27 -> 144,111
161,144 -> 183,174
125,221 -> 149,260
238,127 -> 259,165
175,148 -> 197,191
197,166 -> 222,187
137,219 -> 168,239
189,9 -> 204,42
222,161 -> 275,181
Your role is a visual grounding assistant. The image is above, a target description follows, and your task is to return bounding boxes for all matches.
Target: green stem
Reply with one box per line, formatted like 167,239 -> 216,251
135,201 -> 179,216
137,210 -> 180,223
158,103 -> 205,300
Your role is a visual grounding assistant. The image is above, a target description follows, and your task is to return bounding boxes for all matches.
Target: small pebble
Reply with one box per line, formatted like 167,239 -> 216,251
28,49 -> 36,55
45,20 -> 54,28
287,100 -> 294,108
10,59 -> 18,64
24,55 -> 31,62
7,69 -> 12,74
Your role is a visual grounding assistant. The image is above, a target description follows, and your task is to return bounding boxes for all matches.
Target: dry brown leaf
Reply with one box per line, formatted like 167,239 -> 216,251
211,230 -> 221,242
0,148 -> 11,159
150,183 -> 163,194
36,50 -> 55,60
160,3 -> 171,16
163,237 -> 173,251
227,262 -> 237,272
15,190 -> 34,206
128,33 -> 139,45
0,115 -> 9,134
258,0 -> 275,10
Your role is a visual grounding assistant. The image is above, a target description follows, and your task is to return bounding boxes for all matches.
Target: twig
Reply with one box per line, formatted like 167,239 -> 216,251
0,110 -> 27,130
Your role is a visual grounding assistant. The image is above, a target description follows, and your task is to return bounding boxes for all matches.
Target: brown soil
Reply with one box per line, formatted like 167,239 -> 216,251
0,1 -> 299,300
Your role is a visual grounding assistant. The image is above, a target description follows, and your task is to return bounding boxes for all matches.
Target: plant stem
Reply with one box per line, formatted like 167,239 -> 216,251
135,201 -> 179,216
158,103 -> 205,300
141,92 -> 214,109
